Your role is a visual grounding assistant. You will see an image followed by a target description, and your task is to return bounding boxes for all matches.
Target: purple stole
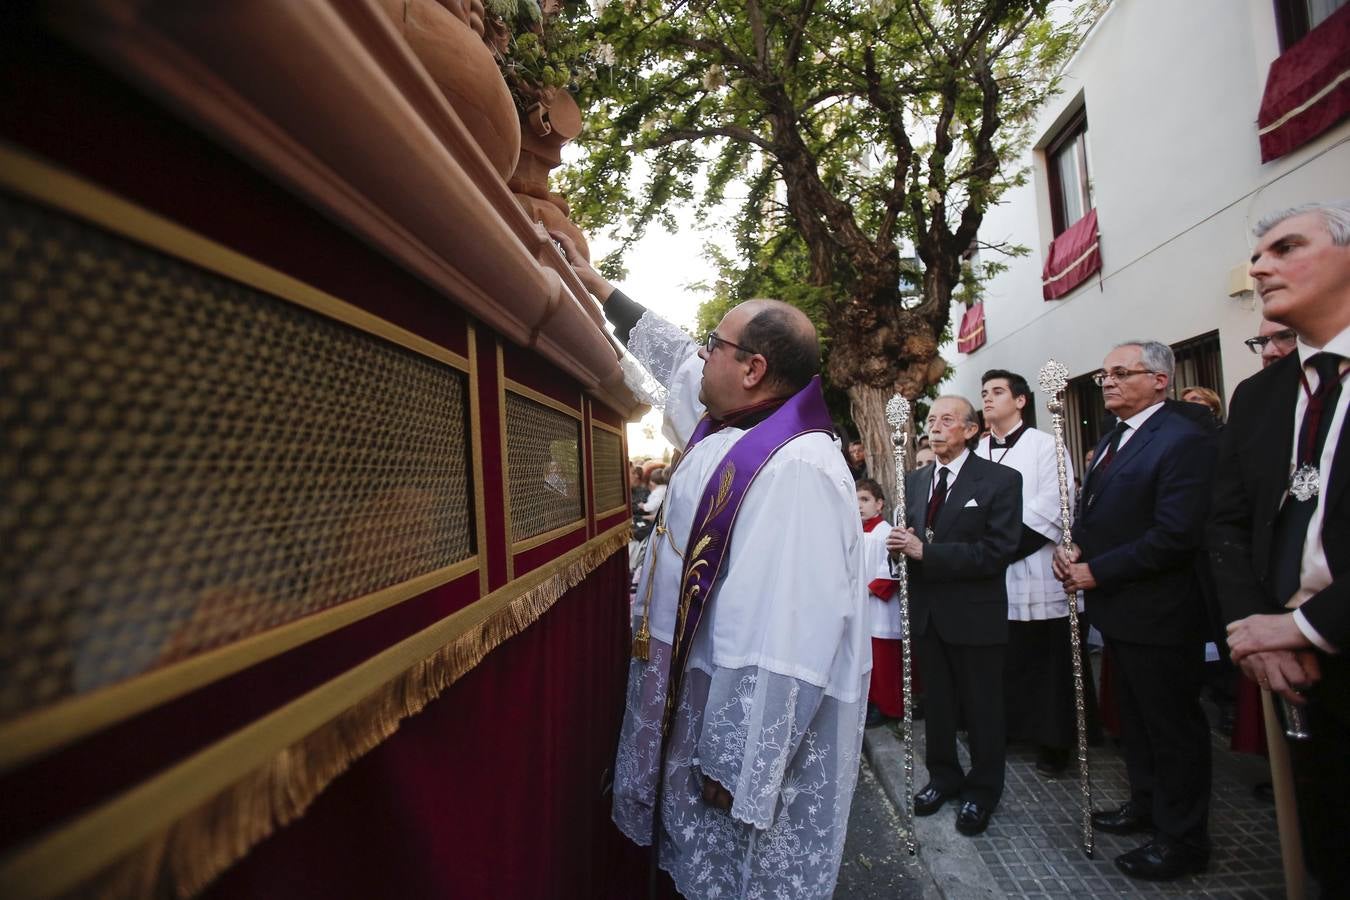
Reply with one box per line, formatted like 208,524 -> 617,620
660,375 -> 835,733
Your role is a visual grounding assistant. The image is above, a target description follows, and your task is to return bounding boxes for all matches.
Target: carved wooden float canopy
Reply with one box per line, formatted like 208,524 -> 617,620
45,0 -> 643,419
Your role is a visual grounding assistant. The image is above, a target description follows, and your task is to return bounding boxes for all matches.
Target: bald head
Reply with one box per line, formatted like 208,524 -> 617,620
734,299 -> 820,394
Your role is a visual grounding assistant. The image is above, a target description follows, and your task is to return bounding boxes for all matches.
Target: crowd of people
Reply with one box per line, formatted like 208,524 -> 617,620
549,197 -> 1348,899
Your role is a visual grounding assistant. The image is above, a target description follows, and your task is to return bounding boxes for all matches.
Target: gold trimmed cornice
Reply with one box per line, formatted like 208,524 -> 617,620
39,0 -> 645,419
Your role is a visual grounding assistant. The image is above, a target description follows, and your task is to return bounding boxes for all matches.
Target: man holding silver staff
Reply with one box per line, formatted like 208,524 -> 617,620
888,395 -> 1022,836
1053,341 -> 1216,882
1209,200 -> 1350,894
977,369 -> 1085,778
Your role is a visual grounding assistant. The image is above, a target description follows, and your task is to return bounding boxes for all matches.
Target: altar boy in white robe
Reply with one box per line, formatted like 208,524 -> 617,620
977,369 -> 1082,776
553,231 -> 870,900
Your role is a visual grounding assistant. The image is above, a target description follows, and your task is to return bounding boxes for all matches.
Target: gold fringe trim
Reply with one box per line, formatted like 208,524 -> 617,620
72,528 -> 630,900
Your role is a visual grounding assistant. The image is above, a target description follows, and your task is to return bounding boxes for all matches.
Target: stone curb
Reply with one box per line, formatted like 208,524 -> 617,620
863,722 -> 1006,900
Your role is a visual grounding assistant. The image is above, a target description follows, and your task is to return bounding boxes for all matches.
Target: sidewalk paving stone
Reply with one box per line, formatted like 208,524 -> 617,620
864,716 -> 1285,898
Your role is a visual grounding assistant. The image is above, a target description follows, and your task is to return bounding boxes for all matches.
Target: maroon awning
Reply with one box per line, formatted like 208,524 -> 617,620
956,301 -> 986,354
1258,3 -> 1350,163
1042,207 -> 1100,300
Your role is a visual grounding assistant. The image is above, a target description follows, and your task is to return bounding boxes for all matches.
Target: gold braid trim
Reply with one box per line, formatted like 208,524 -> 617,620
4,527 -> 630,900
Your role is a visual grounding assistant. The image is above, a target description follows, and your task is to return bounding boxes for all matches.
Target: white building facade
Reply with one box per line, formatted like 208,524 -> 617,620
942,0 -> 1350,464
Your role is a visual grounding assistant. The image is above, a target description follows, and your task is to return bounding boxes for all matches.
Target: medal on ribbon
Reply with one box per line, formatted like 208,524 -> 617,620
1290,463 -> 1320,502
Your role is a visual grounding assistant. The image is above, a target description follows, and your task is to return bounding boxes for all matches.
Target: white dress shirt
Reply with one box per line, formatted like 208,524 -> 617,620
930,447 -> 971,499
1287,325 -> 1350,653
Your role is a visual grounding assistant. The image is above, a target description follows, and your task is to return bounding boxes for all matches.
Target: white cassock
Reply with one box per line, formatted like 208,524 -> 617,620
615,311 -> 870,899
862,520 -> 900,639
976,427 -> 1075,619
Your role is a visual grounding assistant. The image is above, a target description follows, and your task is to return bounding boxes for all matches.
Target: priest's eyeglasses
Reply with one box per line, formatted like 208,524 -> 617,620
1243,329 -> 1297,354
1091,368 -> 1157,387
704,331 -> 759,356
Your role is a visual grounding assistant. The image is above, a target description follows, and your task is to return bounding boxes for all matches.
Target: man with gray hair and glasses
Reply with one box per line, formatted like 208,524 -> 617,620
1054,340 -> 1217,881
1210,200 -> 1350,893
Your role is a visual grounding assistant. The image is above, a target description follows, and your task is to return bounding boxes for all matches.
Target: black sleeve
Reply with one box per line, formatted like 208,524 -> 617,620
1012,524 -> 1051,562
603,288 -> 647,345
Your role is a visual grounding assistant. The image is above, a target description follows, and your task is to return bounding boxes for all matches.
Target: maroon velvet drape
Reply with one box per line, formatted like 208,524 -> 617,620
208,553 -> 647,899
956,302 -> 987,354
1041,208 -> 1101,301
1257,3 -> 1350,163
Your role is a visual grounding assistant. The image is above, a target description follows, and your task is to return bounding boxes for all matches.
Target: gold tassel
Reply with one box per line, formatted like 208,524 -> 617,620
631,621 -> 650,661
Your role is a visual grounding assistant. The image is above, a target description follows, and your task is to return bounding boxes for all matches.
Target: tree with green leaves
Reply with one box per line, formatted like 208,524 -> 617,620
559,0 -> 1101,493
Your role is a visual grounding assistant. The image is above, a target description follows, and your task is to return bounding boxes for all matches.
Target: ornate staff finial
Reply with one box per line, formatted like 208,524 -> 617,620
885,395 -> 910,433
1038,359 -> 1070,395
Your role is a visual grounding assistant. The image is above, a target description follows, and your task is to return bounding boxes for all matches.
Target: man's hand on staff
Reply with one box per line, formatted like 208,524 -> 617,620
886,526 -> 924,561
1226,611 -> 1312,659
1236,648 -> 1322,705
1052,542 -> 1097,592
701,775 -> 733,812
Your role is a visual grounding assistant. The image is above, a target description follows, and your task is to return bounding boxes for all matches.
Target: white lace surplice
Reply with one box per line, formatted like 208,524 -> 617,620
615,318 -> 870,899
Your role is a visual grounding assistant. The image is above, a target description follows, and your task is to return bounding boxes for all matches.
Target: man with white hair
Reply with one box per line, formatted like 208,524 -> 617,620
1210,200 -> 1350,892
1054,340 -> 1217,881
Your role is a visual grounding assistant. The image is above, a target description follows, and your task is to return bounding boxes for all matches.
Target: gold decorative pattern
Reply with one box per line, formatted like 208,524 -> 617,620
590,424 -> 625,514
504,390 -> 583,541
0,191 -> 474,720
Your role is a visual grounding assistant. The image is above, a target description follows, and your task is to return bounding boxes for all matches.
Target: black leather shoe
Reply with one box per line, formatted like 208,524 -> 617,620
1035,746 -> 1070,778
1091,801 -> 1153,835
913,784 -> 955,817
955,801 -> 993,836
865,703 -> 884,728
1114,838 -> 1208,881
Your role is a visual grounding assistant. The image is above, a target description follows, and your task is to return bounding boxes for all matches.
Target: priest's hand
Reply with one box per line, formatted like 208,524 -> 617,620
1237,648 -> 1321,705
886,526 -> 924,561
548,229 -> 612,300
701,775 -> 733,812
1227,612 -> 1313,660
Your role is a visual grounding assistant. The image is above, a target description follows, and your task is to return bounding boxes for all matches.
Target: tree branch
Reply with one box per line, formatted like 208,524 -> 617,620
645,125 -> 774,151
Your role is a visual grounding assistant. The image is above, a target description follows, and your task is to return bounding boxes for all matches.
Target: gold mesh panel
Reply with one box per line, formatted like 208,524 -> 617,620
0,193 -> 473,720
591,427 -> 625,513
505,392 -> 582,541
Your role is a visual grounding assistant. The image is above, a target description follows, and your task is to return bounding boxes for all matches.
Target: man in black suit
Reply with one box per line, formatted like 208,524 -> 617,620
888,395 -> 1022,836
1053,340 -> 1217,881
1210,200 -> 1350,892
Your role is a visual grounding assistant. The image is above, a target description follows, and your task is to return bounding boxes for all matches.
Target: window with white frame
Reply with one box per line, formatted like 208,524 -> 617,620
1045,108 -> 1092,236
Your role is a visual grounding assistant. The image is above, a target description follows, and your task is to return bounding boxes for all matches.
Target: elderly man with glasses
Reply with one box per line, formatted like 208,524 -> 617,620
550,231 -> 869,899
1053,340 -> 1218,881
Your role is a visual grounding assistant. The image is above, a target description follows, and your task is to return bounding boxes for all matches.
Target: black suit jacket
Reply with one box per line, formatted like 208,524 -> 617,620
1210,352 -> 1350,651
904,452 -> 1022,646
1075,403 -> 1217,645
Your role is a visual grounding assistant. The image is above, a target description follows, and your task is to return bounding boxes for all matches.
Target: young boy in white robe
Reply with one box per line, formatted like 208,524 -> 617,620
858,478 -> 913,727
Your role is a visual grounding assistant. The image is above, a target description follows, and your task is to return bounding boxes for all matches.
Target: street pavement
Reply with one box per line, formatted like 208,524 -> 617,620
844,707 -> 1286,898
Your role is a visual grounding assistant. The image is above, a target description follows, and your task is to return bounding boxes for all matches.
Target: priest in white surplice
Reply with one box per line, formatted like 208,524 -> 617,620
976,369 -> 1086,776
554,232 -> 869,899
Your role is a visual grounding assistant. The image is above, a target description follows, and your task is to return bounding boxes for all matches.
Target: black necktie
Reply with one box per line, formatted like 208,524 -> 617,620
926,466 -> 950,529
1271,353 -> 1345,602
